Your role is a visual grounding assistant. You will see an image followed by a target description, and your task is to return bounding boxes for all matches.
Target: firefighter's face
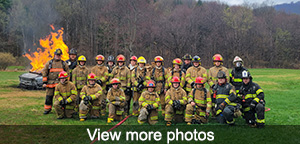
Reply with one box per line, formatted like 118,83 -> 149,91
156,62 -> 162,67
243,78 -> 250,85
218,78 -> 226,84
139,63 -> 144,68
130,60 -> 136,66
174,64 -> 180,69
215,62 -> 221,66
70,54 -> 76,60
54,54 -> 61,60
172,82 -> 179,88
196,84 -> 203,88
112,84 -> 118,89
108,61 -> 114,66
184,59 -> 191,65
97,60 -> 103,65
89,80 -> 95,85
79,61 -> 85,66
193,62 -> 199,67
118,62 -> 124,66
148,87 -> 154,92
60,78 -> 66,83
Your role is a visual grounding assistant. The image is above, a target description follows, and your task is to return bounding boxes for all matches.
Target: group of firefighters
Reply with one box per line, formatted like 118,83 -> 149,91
41,48 -> 265,128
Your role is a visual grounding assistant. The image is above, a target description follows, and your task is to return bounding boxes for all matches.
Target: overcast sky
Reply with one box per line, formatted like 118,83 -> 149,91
203,0 -> 298,6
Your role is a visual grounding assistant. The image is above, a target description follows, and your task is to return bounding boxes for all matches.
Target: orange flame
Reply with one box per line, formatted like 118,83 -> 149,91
24,25 -> 69,72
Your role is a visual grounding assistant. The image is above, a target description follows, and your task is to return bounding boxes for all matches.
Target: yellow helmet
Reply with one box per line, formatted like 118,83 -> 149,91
137,56 -> 146,64
78,55 -> 86,62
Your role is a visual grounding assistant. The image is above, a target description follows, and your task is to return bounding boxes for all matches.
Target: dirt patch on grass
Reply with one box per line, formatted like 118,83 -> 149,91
256,81 -> 279,86
0,88 -> 44,98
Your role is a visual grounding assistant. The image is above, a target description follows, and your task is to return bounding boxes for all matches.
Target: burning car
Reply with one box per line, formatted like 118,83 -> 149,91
19,71 -> 44,90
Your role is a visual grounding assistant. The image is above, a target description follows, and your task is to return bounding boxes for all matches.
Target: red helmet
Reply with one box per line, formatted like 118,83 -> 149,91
146,80 -> 156,88
154,56 -> 164,62
95,55 -> 105,61
58,71 -> 68,79
111,78 -> 121,84
88,73 -> 96,80
171,76 -> 180,83
195,77 -> 205,84
212,54 -> 223,62
172,58 -> 182,66
116,54 -> 126,62
130,56 -> 137,61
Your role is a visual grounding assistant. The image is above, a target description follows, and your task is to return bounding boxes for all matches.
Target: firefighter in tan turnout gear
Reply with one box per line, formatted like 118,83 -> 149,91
91,54 -> 109,116
208,54 -> 229,117
53,71 -> 77,119
185,56 -> 208,93
185,77 -> 212,125
167,58 -> 186,90
149,56 -> 168,116
165,76 -> 188,126
42,48 -> 69,114
131,56 -> 150,116
138,80 -> 160,125
126,56 -> 138,115
79,73 -> 104,121
107,78 -> 126,123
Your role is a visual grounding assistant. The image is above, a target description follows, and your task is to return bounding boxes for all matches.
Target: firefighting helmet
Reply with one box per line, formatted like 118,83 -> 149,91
69,48 -> 77,55
233,56 -> 243,64
242,70 -> 252,79
172,58 -> 183,66
58,71 -> 68,79
182,54 -> 192,60
54,48 -> 63,55
213,54 -> 223,62
217,71 -> 226,79
95,55 -> 105,61
146,80 -> 156,88
137,56 -> 146,64
171,76 -> 180,83
78,55 -> 86,62
154,56 -> 164,62
195,77 -> 205,84
130,56 -> 138,61
87,73 -> 96,80
107,55 -> 115,63
192,55 -> 201,63
111,78 -> 121,84
116,54 -> 126,62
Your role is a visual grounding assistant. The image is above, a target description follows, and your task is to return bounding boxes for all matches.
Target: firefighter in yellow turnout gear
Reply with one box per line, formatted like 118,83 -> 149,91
91,55 -> 109,116
185,77 -> 212,125
149,56 -> 168,116
79,73 -> 104,121
53,71 -> 77,119
167,58 -> 186,90
138,80 -> 160,125
165,76 -> 187,126
185,56 -> 207,93
126,56 -> 138,115
107,78 -> 126,123
131,56 -> 150,116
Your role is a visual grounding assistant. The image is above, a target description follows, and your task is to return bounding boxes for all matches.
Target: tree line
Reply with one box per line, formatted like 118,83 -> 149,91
0,0 -> 300,68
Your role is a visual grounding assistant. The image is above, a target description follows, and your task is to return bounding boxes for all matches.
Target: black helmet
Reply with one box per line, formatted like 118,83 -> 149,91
182,54 -> 192,60
192,55 -> 201,63
242,70 -> 252,79
217,71 -> 226,79
54,48 -> 63,55
69,48 -> 77,55
107,55 -> 115,63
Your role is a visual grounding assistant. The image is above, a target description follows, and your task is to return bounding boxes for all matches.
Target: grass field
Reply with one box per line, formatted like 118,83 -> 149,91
0,69 -> 299,143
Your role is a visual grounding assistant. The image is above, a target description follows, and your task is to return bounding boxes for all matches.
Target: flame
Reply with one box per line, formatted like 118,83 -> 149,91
24,25 -> 69,72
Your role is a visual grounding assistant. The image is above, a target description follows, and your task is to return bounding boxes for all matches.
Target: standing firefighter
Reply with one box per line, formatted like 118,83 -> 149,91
208,54 -> 229,117
230,56 -> 248,93
53,71 -> 77,119
186,56 -> 208,93
167,58 -> 186,90
126,56 -> 138,115
138,80 -> 160,125
214,71 -> 241,125
185,77 -> 212,125
107,78 -> 126,123
106,55 -> 116,92
149,56 -> 168,116
66,48 -> 77,81
165,76 -> 188,126
111,55 -> 131,116
131,56 -> 150,116
91,55 -> 109,116
238,70 -> 265,128
72,55 -> 89,111
79,73 -> 104,121
42,48 -> 69,114
181,54 -> 193,73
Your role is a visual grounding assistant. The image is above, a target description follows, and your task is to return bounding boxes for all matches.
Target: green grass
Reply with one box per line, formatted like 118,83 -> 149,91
0,69 -> 299,143
6,65 -> 26,70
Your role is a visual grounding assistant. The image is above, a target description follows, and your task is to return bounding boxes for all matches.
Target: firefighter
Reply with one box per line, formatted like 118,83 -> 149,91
181,54 -> 193,73
91,55 -> 109,116
131,56 -> 150,116
165,76 -> 188,126
167,58 -> 186,90
230,56 -> 248,93
214,71 -> 241,125
42,48 -> 69,114
72,55 -> 89,111
208,54 -> 229,117
185,56 -> 208,93
149,56 -> 168,116
126,56 -> 138,115
106,55 -> 116,92
53,71 -> 77,119
138,80 -> 160,125
79,73 -> 104,121
185,77 -> 212,125
107,78 -> 126,123
238,70 -> 265,128
111,55 -> 131,116
66,48 -> 77,81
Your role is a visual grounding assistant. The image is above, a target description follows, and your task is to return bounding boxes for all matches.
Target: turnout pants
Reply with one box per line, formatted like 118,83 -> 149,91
185,104 -> 208,123
44,88 -> 55,112
108,103 -> 124,121
53,100 -> 76,118
132,91 -> 141,116
165,104 -> 185,123
138,108 -> 158,125
79,101 -> 102,119
243,103 -> 265,126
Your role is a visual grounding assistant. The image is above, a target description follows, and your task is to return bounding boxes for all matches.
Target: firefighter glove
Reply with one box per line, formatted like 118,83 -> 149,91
250,100 -> 258,109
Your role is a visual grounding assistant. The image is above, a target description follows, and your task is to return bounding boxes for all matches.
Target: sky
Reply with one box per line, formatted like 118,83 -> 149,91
203,0 -> 298,6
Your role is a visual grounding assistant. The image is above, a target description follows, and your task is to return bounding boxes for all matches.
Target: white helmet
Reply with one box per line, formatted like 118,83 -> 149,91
233,56 -> 243,64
